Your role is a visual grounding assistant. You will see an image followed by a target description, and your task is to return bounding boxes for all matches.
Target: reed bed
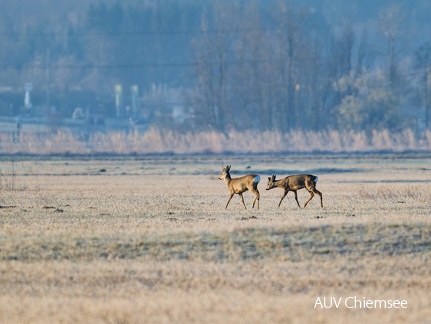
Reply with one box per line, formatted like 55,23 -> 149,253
1,128 -> 431,155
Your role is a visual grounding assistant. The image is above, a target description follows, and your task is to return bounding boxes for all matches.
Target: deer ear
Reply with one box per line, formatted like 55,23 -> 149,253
227,165 -> 231,171
268,177 -> 271,181
272,175 -> 276,180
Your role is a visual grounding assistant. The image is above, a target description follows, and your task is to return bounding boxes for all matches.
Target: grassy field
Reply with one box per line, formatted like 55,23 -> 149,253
0,154 -> 430,323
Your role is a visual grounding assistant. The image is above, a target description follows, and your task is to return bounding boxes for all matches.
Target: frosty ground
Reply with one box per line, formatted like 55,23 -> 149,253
0,154 -> 430,323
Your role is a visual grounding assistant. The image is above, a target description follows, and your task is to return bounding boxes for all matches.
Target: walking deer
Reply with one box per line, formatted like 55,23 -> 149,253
219,165 -> 260,209
266,174 -> 323,208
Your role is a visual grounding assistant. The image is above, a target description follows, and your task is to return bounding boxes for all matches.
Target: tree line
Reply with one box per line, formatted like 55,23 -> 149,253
0,0 -> 430,134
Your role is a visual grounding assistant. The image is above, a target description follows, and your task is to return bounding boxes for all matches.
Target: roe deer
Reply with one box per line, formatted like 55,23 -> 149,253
266,174 -> 323,208
219,165 -> 260,209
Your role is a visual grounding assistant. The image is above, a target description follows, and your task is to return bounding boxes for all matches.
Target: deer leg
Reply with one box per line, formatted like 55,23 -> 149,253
278,190 -> 288,207
239,193 -> 247,209
251,189 -> 260,209
225,194 -> 234,209
256,189 -> 260,209
293,190 -> 301,208
303,191 -> 314,208
314,188 -> 323,207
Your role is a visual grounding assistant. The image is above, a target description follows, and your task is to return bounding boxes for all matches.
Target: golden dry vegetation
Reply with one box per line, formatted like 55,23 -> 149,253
2,128 -> 431,154
0,154 -> 430,323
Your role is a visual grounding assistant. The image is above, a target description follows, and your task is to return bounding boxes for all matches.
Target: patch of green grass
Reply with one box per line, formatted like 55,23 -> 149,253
2,223 -> 430,262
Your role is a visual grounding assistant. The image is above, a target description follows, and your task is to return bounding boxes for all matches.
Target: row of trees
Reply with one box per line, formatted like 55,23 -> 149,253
192,2 -> 431,133
0,0 -> 430,133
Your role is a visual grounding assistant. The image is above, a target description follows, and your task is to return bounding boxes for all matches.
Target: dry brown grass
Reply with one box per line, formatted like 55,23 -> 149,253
0,155 -> 430,323
2,128 -> 431,154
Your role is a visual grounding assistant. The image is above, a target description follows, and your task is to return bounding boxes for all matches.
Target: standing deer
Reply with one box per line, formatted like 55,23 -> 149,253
219,165 -> 260,209
266,174 -> 323,208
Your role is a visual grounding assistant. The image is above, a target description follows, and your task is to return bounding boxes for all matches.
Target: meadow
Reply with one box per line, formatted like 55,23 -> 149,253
0,154 -> 430,323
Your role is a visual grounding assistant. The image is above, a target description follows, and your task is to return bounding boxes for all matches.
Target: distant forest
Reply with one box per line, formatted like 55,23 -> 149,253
1,0 -> 431,134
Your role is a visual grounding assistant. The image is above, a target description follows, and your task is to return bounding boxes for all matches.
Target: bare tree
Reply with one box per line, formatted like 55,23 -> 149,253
193,3 -> 236,130
269,1 -> 303,131
415,42 -> 431,129
230,2 -> 265,129
378,4 -> 406,90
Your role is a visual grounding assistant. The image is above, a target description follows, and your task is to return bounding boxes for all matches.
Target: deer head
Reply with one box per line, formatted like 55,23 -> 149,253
219,165 -> 231,180
266,175 -> 277,190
